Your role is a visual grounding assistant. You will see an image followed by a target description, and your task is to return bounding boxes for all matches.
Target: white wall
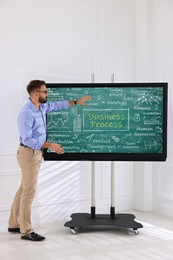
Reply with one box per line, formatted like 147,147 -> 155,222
134,0 -> 173,216
0,0 -> 135,229
151,0 -> 173,216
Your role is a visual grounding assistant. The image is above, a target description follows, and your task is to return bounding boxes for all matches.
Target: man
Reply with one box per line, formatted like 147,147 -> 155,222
8,80 -> 91,241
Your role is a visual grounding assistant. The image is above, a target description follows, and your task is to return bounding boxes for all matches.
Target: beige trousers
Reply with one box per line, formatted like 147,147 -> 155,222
8,146 -> 42,236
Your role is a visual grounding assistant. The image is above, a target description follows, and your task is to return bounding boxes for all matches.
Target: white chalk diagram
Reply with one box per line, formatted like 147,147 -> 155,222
134,92 -> 161,105
47,108 -> 82,132
134,113 -> 141,122
70,107 -> 77,116
144,135 -> 162,152
144,115 -> 161,125
112,136 -> 120,142
47,116 -> 69,130
155,126 -> 162,133
73,115 -> 82,132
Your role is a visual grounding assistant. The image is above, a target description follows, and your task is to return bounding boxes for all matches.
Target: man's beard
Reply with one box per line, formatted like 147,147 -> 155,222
39,96 -> 47,103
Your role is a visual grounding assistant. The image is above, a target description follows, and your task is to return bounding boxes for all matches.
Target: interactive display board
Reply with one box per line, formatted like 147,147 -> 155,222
43,83 -> 167,161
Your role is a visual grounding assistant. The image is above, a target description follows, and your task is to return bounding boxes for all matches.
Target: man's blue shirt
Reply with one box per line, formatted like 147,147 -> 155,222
18,99 -> 69,150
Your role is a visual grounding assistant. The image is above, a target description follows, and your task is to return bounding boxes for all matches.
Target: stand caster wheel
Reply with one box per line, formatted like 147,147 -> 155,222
70,227 -> 77,235
133,229 -> 139,235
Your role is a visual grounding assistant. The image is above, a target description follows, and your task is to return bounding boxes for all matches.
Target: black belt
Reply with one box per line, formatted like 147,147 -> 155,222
20,143 -> 42,151
20,143 -> 29,148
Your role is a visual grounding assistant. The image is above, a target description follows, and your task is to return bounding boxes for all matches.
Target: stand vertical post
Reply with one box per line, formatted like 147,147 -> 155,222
110,74 -> 116,218
91,73 -> 96,218
110,161 -> 115,218
91,161 -> 96,218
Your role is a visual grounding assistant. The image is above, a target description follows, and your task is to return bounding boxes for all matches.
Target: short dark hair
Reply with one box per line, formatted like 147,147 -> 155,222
27,80 -> 46,94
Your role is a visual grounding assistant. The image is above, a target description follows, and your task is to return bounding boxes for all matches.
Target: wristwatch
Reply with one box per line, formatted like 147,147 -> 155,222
74,100 -> 78,105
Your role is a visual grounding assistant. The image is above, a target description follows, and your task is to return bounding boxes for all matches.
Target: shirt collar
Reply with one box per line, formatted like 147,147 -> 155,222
27,98 -> 39,112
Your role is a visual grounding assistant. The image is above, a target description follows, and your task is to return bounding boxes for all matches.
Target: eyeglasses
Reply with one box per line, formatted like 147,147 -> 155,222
36,90 -> 48,94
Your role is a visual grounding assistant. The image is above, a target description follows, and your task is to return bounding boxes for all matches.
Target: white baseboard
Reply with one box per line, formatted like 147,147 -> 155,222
153,202 -> 173,217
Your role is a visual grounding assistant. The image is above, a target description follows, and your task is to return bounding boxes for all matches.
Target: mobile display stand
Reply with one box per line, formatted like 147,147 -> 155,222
64,74 -> 143,235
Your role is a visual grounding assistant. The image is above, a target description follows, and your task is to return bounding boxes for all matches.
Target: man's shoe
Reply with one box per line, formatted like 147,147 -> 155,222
21,232 -> 46,241
8,227 -> 20,233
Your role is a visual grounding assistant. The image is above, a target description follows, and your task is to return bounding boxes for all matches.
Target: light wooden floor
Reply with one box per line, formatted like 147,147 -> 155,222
1,210 -> 173,260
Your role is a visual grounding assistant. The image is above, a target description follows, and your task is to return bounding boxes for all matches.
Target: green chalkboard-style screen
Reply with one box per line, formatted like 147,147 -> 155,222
43,83 -> 168,161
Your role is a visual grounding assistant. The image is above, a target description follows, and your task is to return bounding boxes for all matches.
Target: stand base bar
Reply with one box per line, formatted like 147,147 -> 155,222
64,213 -> 143,231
